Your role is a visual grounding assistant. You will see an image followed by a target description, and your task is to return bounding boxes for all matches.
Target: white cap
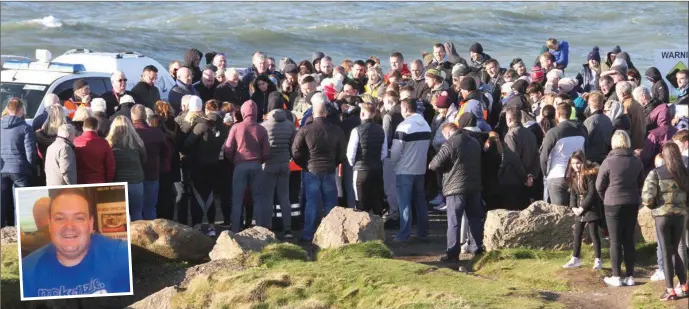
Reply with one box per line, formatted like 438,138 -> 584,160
188,96 -> 203,112
90,98 -> 107,113
43,93 -> 60,108
120,95 -> 135,104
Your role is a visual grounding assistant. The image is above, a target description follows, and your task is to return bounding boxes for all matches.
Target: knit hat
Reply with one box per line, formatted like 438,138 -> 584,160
602,65 -> 627,78
459,76 -> 478,92
435,95 -> 451,109
312,52 -> 325,62
452,63 -> 471,78
42,93 -> 60,107
611,45 -> 622,55
530,66 -> 545,81
546,69 -> 564,81
425,68 -> 441,80
188,95 -> 203,112
284,63 -> 298,75
558,78 -> 578,93
457,112 -> 477,128
73,79 -> 88,90
511,79 -> 529,94
587,46 -> 601,62
90,98 -> 107,113
119,95 -> 135,105
469,42 -> 483,54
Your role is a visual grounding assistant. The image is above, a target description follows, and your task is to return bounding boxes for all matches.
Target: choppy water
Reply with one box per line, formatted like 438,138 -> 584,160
1,2 -> 688,73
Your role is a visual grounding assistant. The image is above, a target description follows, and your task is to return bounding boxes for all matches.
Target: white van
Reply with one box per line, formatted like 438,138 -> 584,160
53,49 -> 175,101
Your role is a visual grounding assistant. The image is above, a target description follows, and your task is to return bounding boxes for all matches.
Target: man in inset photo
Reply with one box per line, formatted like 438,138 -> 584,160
21,188 -> 131,298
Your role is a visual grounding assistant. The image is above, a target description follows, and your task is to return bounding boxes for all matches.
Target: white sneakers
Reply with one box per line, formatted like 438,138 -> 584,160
593,258 -> 602,270
429,194 -> 444,206
562,257 -> 582,268
650,269 -> 666,281
604,276 -> 635,287
461,242 -> 478,254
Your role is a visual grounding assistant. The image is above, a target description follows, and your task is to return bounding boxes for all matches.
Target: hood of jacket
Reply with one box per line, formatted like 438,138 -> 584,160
269,109 -> 288,123
615,51 -> 634,69
645,67 -> 663,83
267,91 -> 284,113
606,45 -> 622,66
241,100 -> 257,122
184,48 -> 202,68
444,41 -> 462,64
1,115 -> 25,129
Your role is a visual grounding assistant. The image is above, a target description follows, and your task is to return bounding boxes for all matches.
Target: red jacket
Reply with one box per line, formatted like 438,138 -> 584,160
73,130 -> 115,184
223,100 -> 270,164
384,63 -> 412,84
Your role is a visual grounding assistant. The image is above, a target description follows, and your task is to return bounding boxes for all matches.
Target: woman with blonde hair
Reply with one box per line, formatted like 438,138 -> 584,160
107,115 -> 147,221
72,106 -> 93,137
596,130 -> 645,287
365,65 -> 386,100
34,104 -> 68,185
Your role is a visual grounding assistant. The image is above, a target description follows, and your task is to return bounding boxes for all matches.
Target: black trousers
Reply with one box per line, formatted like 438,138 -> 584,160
216,160 -> 233,226
353,169 -> 384,216
176,161 -> 192,226
190,164 -> 217,227
656,215 -> 688,289
605,204 -> 638,277
573,219 -> 601,259
157,172 -> 176,221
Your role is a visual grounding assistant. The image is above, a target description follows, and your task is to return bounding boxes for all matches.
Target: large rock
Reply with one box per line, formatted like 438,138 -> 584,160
209,226 -> 277,261
313,206 -> 384,249
1,226 -> 17,244
483,201 -> 575,251
126,286 -> 177,309
130,219 -> 214,263
637,207 -> 656,243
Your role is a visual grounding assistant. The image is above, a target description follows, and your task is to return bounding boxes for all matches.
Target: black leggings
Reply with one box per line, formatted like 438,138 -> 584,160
157,172 -> 176,221
190,165 -> 217,227
605,204 -> 638,277
656,215 -> 688,289
573,219 -> 601,259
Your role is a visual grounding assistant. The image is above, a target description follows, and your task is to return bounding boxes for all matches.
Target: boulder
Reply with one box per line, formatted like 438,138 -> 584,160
483,201 -> 575,251
126,286 -> 177,309
313,206 -> 385,249
1,226 -> 17,244
637,207 -> 656,243
130,219 -> 214,263
209,226 -> 277,261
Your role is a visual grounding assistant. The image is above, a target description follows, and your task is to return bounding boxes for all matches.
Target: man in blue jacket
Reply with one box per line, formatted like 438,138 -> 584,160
547,38 -> 570,71
1,98 -> 36,227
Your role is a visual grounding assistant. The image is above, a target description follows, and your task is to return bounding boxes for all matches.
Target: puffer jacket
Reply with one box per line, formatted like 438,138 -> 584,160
429,130 -> 482,196
183,113 -> 227,167
261,109 -> 296,165
364,80 -> 386,100
576,63 -> 600,93
642,165 -> 688,217
0,115 -> 36,175
645,67 -> 669,104
640,104 -> 677,172
569,165 -> 603,222
44,136 -> 76,186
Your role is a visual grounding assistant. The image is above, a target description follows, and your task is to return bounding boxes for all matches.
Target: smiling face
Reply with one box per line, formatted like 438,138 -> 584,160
571,158 -> 582,173
49,193 -> 94,266
433,46 -> 445,61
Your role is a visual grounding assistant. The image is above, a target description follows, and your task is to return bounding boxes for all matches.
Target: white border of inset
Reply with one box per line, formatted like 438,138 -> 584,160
15,182 -> 133,301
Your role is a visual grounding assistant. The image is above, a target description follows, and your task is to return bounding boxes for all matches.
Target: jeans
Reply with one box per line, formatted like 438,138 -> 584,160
302,172 -> 338,240
656,215 -> 688,289
142,181 -> 159,220
353,169 -> 384,216
446,192 -> 484,257
546,177 -> 569,206
231,162 -> 262,233
395,174 -> 428,241
157,172 -> 176,220
260,162 -> 291,230
605,204 -> 638,277
382,158 -> 398,220
1,173 -> 32,227
128,182 -> 145,221
573,220 -> 601,259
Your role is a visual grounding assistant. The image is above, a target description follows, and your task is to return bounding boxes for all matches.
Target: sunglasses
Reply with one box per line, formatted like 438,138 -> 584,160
118,78 -> 128,83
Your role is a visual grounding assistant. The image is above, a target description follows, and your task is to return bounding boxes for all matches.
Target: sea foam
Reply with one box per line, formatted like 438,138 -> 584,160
27,15 -> 63,28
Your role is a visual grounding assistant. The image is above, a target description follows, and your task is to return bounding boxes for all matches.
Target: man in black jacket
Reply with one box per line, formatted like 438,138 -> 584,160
429,123 -> 483,261
584,92 -> 613,165
408,59 -> 430,101
503,107 -> 539,209
130,65 -> 161,110
346,102 -> 386,216
215,68 -> 250,107
169,67 -> 198,114
193,68 -> 218,103
292,93 -> 346,242
100,71 -> 131,117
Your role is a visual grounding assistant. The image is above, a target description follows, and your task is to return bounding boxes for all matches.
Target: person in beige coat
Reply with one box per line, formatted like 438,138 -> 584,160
44,124 -> 77,186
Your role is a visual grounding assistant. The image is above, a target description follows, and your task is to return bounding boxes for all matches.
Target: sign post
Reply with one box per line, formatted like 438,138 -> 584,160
654,49 -> 688,101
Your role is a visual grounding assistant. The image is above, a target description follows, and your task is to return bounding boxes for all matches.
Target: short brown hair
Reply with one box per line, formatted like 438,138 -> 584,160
556,102 -> 572,118
588,91 -> 605,110
441,122 -> 458,134
83,117 -> 99,130
391,52 -> 404,61
540,52 -> 555,63
546,38 -> 558,49
6,97 -> 24,113
673,130 -> 689,144
360,102 -> 376,114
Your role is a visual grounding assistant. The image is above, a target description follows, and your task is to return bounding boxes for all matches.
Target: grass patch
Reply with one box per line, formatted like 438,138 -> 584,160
476,248 -> 573,292
1,244 -> 20,309
630,280 -> 682,309
171,242 -> 562,309
247,243 -> 309,267
317,241 -> 393,261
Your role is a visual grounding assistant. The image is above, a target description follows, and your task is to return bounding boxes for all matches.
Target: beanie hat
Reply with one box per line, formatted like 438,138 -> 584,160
469,42 -> 483,54
119,95 -> 135,105
452,63 -> 471,78
457,112 -> 477,128
188,96 -> 203,112
42,93 -> 60,107
284,63 -> 298,75
435,95 -> 451,109
511,79 -> 529,94
530,66 -> 545,81
587,46 -> 601,62
459,76 -> 478,92
611,45 -> 622,55
73,79 -> 88,90
558,78 -> 578,93
546,69 -> 564,81
425,68 -> 441,80
90,98 -> 107,113
312,52 -> 325,62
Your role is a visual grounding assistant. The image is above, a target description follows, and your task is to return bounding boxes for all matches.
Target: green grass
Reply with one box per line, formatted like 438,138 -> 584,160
1,244 -> 20,308
171,242 -> 563,309
246,243 -> 309,267
630,280 -> 679,309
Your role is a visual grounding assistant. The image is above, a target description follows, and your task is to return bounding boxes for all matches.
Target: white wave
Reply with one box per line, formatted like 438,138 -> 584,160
26,15 -> 63,28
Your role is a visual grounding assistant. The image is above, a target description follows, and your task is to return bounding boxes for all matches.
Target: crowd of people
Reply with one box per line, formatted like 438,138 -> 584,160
2,39 -> 689,300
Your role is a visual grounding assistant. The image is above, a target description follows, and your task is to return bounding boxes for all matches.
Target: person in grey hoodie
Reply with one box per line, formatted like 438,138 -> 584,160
44,124 -> 77,186
391,98 -> 432,242
260,95 -> 297,238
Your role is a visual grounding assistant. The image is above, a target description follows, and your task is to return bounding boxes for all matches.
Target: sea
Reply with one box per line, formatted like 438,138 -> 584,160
1,1 -> 688,75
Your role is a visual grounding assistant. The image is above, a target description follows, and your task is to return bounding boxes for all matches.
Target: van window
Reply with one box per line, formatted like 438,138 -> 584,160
0,82 -> 47,118
84,78 -> 108,97
53,78 -> 109,100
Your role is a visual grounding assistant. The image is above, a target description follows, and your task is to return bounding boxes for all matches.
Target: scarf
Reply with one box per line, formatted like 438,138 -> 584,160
677,85 -> 689,98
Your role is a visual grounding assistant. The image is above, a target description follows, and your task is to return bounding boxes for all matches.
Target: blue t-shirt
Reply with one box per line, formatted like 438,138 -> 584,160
22,234 -> 131,298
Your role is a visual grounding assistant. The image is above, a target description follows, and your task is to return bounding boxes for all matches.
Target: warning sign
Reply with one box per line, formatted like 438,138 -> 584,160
654,49 -> 688,96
